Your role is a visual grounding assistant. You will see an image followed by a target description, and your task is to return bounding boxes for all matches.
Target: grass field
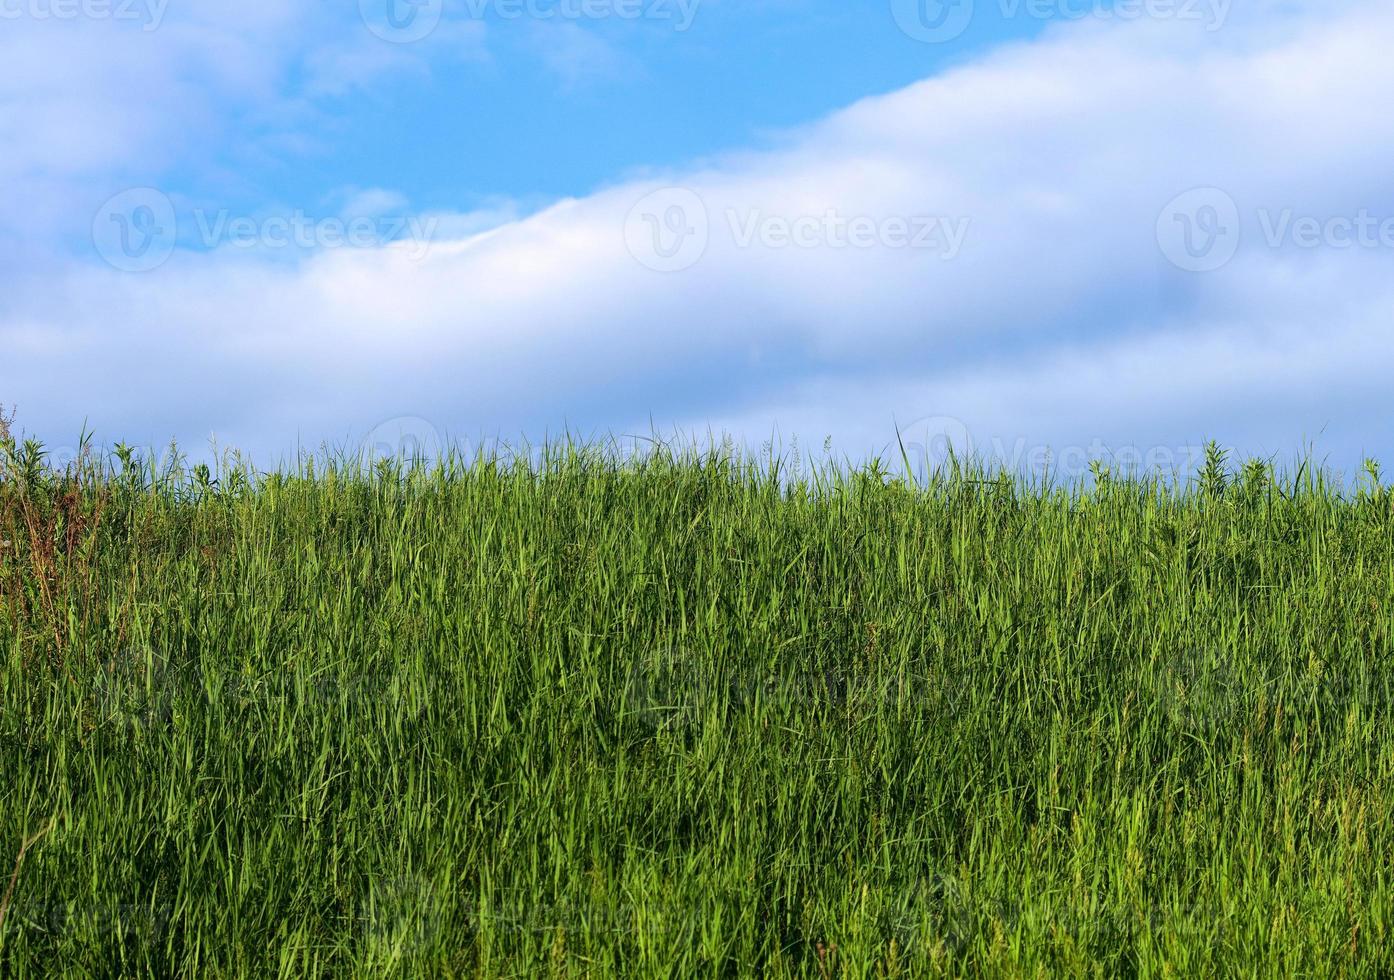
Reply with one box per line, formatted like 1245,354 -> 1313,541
3,434 -> 1394,977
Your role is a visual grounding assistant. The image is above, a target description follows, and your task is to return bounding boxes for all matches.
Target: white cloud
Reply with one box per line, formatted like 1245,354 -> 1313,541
5,0 -> 1394,475
0,6 -> 485,252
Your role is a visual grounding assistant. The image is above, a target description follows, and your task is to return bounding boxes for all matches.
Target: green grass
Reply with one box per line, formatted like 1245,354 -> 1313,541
3,437 -> 1394,977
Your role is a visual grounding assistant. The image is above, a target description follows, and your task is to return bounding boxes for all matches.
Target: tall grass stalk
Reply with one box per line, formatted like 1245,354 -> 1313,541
2,437 -> 1393,976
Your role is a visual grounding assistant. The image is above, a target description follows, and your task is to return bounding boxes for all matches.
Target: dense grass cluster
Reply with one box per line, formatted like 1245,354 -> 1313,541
3,435 -> 1394,976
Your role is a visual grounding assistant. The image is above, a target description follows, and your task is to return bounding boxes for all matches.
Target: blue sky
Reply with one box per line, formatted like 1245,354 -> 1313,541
5,0 -> 1394,477
207,4 -> 1024,208
39,2 -> 1071,244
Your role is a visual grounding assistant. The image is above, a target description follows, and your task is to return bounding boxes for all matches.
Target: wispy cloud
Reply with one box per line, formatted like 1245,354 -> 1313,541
4,0 -> 1391,473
